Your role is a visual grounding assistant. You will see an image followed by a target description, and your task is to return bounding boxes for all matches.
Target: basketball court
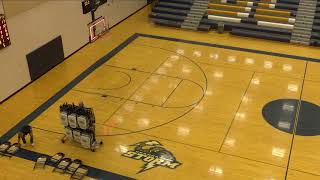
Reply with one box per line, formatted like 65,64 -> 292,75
1,3 -> 320,180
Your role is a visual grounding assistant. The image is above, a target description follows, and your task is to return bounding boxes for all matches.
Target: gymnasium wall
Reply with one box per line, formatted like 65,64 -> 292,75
95,0 -> 147,27
0,2 -> 4,14
0,0 -> 147,102
2,0 -> 48,18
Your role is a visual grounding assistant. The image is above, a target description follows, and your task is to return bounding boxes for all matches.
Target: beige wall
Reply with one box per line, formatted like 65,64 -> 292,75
2,0 -> 48,18
0,1 -> 4,14
96,0 -> 147,27
0,0 -> 147,102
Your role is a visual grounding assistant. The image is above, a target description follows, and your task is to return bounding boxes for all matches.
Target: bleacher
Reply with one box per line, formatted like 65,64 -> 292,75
149,0 -> 320,46
310,6 -> 320,45
207,0 -> 297,43
150,0 -> 211,31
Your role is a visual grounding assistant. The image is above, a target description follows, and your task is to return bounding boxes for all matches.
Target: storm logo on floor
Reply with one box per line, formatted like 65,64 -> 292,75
122,140 -> 182,173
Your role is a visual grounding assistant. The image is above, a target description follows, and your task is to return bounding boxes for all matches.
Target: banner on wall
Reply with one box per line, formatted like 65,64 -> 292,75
0,15 -> 10,50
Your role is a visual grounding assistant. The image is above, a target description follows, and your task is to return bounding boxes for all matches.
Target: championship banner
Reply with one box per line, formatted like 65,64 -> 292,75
0,15 -> 10,50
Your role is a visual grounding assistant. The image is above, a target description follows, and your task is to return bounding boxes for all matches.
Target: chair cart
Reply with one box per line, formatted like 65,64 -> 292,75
59,103 -> 103,152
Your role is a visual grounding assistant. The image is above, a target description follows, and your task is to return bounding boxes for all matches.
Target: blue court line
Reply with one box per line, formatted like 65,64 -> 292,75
1,33 -> 319,179
137,33 -> 320,62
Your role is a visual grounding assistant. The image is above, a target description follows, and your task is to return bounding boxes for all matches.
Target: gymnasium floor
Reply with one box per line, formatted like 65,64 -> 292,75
2,4 -> 320,180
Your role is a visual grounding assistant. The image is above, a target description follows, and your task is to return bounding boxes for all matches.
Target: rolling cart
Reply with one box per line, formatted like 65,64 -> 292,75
60,103 -> 103,152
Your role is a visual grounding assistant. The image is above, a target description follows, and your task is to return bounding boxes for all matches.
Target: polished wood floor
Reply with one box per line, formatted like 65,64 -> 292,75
1,5 -> 320,180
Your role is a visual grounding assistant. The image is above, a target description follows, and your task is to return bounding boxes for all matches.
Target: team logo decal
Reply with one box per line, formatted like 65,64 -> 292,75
122,140 -> 182,173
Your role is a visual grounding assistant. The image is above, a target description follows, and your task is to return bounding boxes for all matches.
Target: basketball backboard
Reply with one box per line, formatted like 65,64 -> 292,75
88,16 -> 109,42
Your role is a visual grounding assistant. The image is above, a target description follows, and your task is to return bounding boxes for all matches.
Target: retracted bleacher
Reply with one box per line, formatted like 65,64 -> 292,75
149,0 -> 320,46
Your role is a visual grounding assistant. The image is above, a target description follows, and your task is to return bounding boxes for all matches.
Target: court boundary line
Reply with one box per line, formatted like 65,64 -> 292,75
161,79 -> 183,106
33,120 -> 320,176
137,33 -> 320,63
32,122 -> 320,177
73,64 -> 204,109
284,61 -> 309,180
135,40 -> 309,80
102,56 -> 174,124
33,124 -> 286,169
79,70 -> 133,91
1,33 -> 319,179
218,72 -> 255,152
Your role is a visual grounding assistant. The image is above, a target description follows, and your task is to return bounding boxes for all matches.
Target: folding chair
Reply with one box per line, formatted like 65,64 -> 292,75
53,158 -> 72,173
50,152 -> 65,164
33,156 -> 48,169
4,143 -> 20,157
66,159 -> 82,174
70,166 -> 88,180
0,142 -> 11,157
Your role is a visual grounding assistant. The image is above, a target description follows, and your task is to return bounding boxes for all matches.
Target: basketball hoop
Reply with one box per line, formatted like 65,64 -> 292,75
88,16 -> 109,42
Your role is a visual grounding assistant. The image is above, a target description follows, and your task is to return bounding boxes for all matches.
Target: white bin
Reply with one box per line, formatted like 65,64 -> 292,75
68,113 -> 77,128
60,111 -> 69,126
